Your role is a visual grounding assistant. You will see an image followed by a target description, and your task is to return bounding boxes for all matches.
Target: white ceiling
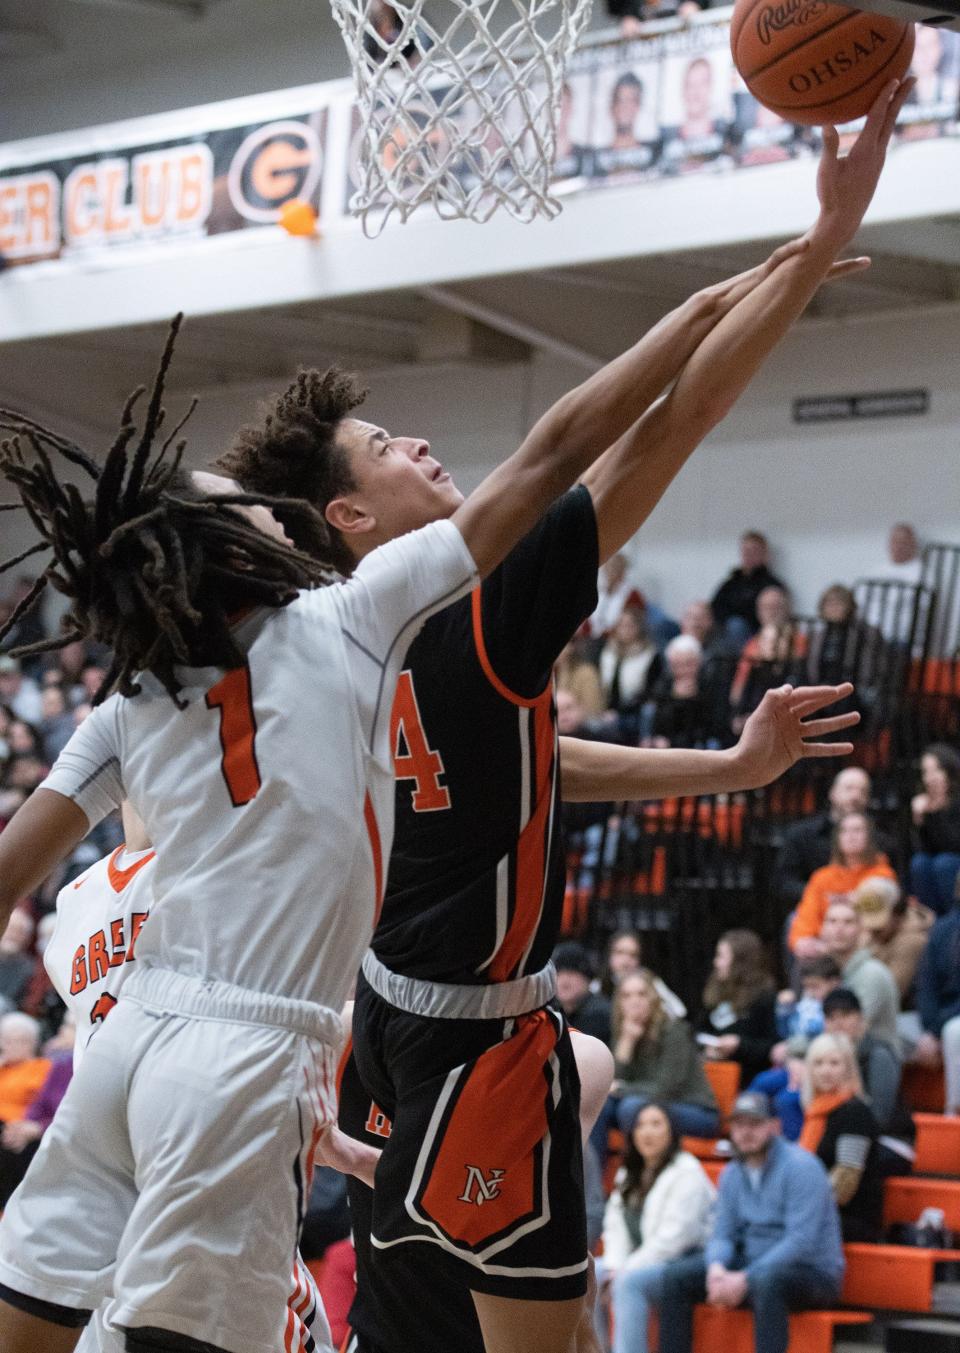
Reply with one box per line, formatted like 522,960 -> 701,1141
3,215 -> 960,448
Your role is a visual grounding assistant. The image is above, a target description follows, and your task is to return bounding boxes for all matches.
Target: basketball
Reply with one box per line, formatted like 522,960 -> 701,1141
730,0 -> 915,127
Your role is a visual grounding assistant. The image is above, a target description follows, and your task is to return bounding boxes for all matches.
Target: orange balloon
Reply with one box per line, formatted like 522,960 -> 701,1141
279,199 -> 320,237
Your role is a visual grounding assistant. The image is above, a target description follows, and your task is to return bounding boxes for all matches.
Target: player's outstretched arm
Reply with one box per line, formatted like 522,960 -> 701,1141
0,788 -> 90,934
559,683 -> 859,802
582,76 -> 912,564
449,238 -> 835,577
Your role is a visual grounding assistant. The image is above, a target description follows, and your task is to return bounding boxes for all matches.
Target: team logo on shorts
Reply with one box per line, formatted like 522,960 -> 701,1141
459,1165 -> 506,1206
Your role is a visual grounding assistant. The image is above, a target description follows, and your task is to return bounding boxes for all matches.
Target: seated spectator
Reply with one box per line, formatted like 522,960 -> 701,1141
868,521 -> 923,586
0,908 -> 37,1013
822,987 -> 914,1175
749,1035 -> 810,1141
601,930 -> 686,1018
679,599 -> 738,716
853,875 -> 933,1002
646,636 -> 729,748
910,742 -> 960,916
820,899 -> 900,1052
602,1104 -> 716,1353
709,530 -> 785,649
0,655 -> 42,725
799,1033 -> 883,1241
788,811 -> 896,958
5,719 -> 42,759
730,587 -> 807,729
38,685 -> 75,765
20,913 -> 67,1043
609,970 -> 720,1139
0,1016 -> 73,1206
861,521 -> 928,644
911,882 -> 960,1115
599,607 -> 664,741
774,956 -> 842,1047
555,639 -> 605,718
657,1090 -> 844,1353
0,1012 -> 50,1127
698,930 -> 777,1084
554,942 -> 612,1045
805,584 -> 882,697
775,766 -> 875,910
589,554 -> 646,643
589,554 -> 679,653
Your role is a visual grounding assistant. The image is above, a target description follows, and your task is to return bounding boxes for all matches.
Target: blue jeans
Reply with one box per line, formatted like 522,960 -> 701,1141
612,1262 -> 670,1353
589,1096 -> 721,1162
616,1096 -> 720,1139
658,1252 -> 841,1353
910,851 -> 960,915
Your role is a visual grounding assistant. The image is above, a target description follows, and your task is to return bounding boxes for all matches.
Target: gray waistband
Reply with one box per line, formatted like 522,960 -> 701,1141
361,950 -> 557,1020
124,964 -> 342,1045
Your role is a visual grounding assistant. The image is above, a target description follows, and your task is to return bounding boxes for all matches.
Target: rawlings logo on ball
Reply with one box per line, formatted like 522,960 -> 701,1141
756,0 -> 830,45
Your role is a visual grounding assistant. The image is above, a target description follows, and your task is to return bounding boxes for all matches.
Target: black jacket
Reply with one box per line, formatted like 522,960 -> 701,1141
697,989 -> 778,1084
710,565 -> 785,631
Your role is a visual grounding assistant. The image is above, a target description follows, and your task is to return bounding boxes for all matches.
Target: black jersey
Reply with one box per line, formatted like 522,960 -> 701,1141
372,487 -> 599,985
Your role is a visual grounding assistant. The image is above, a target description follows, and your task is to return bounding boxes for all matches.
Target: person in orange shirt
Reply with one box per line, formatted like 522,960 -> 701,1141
0,1013 -> 50,1126
789,811 -> 896,959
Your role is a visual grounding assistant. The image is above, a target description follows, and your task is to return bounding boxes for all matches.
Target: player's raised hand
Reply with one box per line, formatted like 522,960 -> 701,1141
813,76 -> 915,247
733,683 -> 861,788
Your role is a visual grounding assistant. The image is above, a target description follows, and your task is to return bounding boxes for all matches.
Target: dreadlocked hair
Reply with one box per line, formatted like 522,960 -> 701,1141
216,366 -> 368,577
0,315 -> 337,709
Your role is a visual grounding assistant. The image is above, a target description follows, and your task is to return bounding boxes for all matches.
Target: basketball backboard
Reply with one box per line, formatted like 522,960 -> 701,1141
839,0 -> 960,32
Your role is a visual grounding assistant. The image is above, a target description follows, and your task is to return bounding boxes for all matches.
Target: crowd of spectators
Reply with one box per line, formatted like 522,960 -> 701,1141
560,523 -> 934,767
0,581 -> 125,1205
550,514 -> 958,1353
0,516 -> 956,1352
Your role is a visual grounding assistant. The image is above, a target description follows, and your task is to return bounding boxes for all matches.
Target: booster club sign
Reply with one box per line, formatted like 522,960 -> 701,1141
0,112 -> 325,265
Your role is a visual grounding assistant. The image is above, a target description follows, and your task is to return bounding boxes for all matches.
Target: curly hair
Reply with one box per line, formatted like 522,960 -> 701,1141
0,316 -> 335,708
216,366 -> 368,577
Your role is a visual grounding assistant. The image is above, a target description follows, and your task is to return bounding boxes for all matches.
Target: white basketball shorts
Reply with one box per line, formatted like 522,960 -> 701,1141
0,966 -> 339,1353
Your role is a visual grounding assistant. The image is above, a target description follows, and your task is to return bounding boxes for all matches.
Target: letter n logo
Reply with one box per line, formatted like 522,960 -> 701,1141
459,1165 -> 506,1206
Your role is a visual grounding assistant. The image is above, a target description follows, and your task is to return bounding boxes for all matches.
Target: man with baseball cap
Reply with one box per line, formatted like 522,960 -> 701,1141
657,1090 -> 844,1353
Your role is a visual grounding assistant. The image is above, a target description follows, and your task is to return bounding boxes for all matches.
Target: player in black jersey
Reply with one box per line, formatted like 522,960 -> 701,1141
222,93 -> 904,1353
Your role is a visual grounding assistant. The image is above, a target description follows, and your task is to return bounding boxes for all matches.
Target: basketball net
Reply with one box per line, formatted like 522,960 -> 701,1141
331,0 -> 594,235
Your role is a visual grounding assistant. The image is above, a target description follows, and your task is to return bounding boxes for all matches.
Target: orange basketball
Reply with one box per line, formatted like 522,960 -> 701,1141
730,0 -> 914,127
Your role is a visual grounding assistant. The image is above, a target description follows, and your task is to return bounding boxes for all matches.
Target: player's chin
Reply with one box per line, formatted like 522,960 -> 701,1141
434,480 -> 464,514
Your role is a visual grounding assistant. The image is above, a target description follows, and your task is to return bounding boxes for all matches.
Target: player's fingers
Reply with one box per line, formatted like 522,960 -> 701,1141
799,712 -> 862,737
799,741 -> 856,758
821,124 -> 840,164
862,77 -> 901,145
882,76 -> 915,143
822,257 -> 871,285
788,682 -> 854,712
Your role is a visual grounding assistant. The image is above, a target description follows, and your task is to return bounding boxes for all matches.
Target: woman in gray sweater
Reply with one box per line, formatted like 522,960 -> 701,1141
612,970 -> 720,1138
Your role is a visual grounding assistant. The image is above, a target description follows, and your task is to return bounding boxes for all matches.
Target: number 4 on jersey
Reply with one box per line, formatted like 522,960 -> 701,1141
391,671 -> 450,812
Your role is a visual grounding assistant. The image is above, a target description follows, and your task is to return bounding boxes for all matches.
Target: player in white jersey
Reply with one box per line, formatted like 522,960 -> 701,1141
45,804 -> 334,1353
0,281 -> 767,1353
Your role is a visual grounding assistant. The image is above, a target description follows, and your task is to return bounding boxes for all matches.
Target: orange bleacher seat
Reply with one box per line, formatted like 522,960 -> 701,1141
681,1061 -> 741,1158
902,1063 -> 946,1114
914,1113 -> 960,1176
700,1158 -> 726,1187
690,1303 -> 871,1353
842,1242 -> 957,1313
703,1060 -> 741,1122
884,1177 -> 960,1234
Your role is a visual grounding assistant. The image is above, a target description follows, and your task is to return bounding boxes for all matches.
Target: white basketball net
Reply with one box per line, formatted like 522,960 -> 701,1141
331,0 -> 594,234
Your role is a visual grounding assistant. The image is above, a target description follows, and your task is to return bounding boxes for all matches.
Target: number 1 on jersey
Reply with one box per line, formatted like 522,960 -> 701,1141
206,666 -> 262,807
391,671 -> 451,812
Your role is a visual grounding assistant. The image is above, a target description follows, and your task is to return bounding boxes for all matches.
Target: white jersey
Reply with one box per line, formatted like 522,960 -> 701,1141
44,846 -> 156,1070
40,520 -> 477,1014
44,844 -> 333,1353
